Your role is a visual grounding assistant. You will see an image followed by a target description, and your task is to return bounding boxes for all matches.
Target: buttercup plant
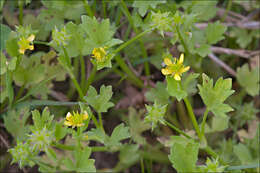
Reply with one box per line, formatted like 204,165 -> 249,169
1,1 -> 259,173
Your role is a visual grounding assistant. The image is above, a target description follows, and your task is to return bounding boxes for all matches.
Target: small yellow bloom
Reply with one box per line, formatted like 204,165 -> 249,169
85,135 -> 88,140
92,47 -> 107,62
64,111 -> 89,128
161,53 -> 190,81
18,34 -> 35,54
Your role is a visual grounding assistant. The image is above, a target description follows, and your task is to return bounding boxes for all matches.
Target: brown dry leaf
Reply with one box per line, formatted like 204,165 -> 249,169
250,54 -> 259,69
238,119 -> 259,142
116,84 -> 145,109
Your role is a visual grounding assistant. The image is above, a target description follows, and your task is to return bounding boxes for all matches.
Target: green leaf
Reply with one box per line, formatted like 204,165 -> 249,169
182,73 -> 200,95
3,108 -> 30,140
145,82 -> 169,105
109,123 -> 131,145
236,64 -> 259,96
84,85 -> 114,113
117,144 -> 140,168
234,143 -> 253,164
198,74 -> 234,118
127,107 -> 150,145
63,22 -> 85,57
133,1 -> 166,17
0,24 -> 12,50
6,37 -> 19,57
87,128 -> 106,144
206,21 -> 227,44
63,147 -> 96,172
80,15 -> 116,53
13,54 -> 46,87
169,140 -> 199,172
205,116 -> 230,133
55,122 -> 67,141
32,107 -> 54,130
190,1 -> 218,21
235,102 -> 259,126
166,76 -> 187,101
196,44 -> 211,57
230,28 -> 252,48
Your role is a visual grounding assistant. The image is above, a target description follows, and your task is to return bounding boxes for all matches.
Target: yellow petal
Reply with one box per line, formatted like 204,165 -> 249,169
78,123 -> 84,127
180,66 -> 190,73
174,74 -> 181,81
178,53 -> 184,64
29,45 -> 34,50
83,111 -> 88,120
161,68 -> 172,75
64,121 -> 72,126
164,58 -> 172,66
19,48 -> 25,54
66,112 -> 71,118
27,34 -> 35,42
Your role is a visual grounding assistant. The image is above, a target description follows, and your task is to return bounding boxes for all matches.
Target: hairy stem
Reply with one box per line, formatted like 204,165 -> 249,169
201,108 -> 209,136
164,120 -> 192,139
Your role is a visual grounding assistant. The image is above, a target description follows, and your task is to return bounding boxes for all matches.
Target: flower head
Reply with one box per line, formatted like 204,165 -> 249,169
27,127 -> 54,152
51,26 -> 71,47
64,111 -> 88,128
92,47 -> 107,62
18,34 -> 35,54
8,141 -> 33,168
161,53 -> 190,81
151,11 -> 173,37
145,102 -> 167,130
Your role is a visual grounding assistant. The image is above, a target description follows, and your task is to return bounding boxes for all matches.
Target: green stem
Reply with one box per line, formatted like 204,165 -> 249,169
140,158 -> 145,173
62,47 -> 84,100
79,54 -> 86,89
83,0 -> 94,17
53,143 -> 75,150
98,112 -> 104,132
91,146 -> 108,152
176,25 -> 189,55
77,127 -> 81,148
183,97 -> 204,143
102,0 -> 107,18
115,6 -> 122,26
91,113 -> 100,129
14,85 -> 25,102
120,0 -> 150,76
201,108 -> 209,136
70,72 -> 84,100
221,0 -> 233,22
164,120 -> 192,139
34,40 -> 49,46
84,63 -> 97,94
115,55 -> 144,88
113,28 -> 153,54
18,0 -> 23,25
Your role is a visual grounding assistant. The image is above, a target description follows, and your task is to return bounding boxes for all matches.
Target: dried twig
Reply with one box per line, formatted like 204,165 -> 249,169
211,46 -> 260,59
195,21 -> 260,29
50,90 -> 69,101
218,8 -> 247,21
0,133 -> 10,149
208,53 -> 236,77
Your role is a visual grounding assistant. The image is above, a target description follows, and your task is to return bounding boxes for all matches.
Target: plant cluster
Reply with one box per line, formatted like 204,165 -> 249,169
0,0 -> 259,172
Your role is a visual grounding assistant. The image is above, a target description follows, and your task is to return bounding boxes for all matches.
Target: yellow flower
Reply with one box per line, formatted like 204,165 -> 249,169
18,34 -> 35,54
64,111 -> 88,128
161,53 -> 190,81
92,47 -> 107,62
